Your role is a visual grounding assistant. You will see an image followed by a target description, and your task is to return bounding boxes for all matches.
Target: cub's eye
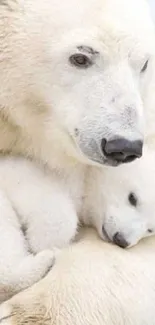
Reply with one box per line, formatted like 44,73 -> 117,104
128,192 -> 138,207
148,229 -> 153,233
141,59 -> 149,73
69,54 -> 92,68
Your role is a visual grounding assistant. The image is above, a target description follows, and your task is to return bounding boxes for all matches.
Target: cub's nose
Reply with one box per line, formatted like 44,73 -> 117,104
113,232 -> 129,248
101,137 -> 143,163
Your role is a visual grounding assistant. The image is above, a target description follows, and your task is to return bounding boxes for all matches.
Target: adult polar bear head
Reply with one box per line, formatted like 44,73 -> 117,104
0,0 -> 154,168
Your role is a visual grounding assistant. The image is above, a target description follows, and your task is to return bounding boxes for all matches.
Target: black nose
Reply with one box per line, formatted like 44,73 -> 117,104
101,137 -> 143,163
113,232 -> 129,248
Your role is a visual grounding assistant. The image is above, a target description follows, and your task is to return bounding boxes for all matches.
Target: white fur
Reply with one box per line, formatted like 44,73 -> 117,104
0,145 -> 155,301
83,147 -> 155,247
1,228 -> 155,325
0,0 -> 154,169
0,157 -> 80,301
0,0 -> 154,305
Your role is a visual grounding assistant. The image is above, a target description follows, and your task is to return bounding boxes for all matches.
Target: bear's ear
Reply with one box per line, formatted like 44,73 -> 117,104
0,0 -> 18,11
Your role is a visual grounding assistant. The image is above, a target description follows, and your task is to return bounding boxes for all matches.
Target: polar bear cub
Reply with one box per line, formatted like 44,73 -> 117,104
84,146 -> 155,248
0,147 -> 155,302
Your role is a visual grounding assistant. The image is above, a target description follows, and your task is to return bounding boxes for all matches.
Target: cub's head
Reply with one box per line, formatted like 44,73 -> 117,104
94,147 -> 155,248
0,0 -> 155,166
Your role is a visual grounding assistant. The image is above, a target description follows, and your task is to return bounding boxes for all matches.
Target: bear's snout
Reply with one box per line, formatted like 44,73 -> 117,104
112,232 -> 129,248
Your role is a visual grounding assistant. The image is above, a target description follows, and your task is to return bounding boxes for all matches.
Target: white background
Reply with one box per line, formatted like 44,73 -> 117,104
148,0 -> 155,23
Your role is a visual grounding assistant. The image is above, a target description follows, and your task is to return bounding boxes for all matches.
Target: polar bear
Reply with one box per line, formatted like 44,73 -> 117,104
0,145 -> 155,302
1,228 -> 155,325
0,0 -> 154,170
83,146 -> 155,248
0,0 -> 155,304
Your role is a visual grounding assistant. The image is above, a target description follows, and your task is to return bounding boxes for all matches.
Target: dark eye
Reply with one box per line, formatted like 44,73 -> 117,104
141,60 -> 149,73
148,229 -> 153,233
69,54 -> 92,68
128,192 -> 137,207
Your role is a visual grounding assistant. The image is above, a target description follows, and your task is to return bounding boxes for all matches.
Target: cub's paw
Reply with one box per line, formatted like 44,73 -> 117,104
15,249 -> 55,291
27,249 -> 55,281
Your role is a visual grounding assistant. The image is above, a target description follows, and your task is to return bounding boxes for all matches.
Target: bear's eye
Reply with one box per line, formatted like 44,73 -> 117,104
128,192 -> 138,207
69,54 -> 92,68
141,59 -> 149,73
